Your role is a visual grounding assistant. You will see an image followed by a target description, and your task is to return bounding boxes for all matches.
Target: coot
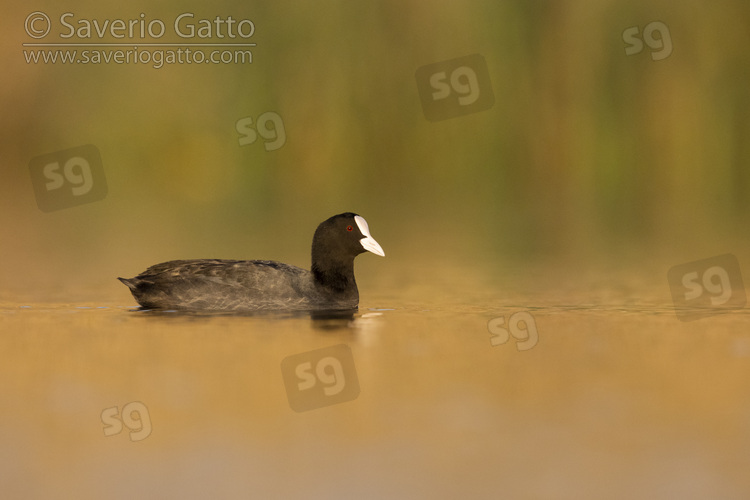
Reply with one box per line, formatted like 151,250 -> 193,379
118,212 -> 384,311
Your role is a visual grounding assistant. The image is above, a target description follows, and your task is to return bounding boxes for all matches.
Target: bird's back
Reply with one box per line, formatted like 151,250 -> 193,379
119,259 -> 319,311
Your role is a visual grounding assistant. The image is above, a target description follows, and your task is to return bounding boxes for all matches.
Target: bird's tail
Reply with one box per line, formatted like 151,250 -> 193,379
117,277 -> 137,291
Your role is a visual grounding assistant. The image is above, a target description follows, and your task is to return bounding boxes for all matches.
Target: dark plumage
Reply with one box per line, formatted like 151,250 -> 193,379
118,213 -> 384,311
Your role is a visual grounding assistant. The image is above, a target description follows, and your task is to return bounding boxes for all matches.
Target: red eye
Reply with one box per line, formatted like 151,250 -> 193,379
347,225 -> 353,231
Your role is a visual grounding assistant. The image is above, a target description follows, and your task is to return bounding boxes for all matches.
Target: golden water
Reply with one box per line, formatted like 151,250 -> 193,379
2,263 -> 749,499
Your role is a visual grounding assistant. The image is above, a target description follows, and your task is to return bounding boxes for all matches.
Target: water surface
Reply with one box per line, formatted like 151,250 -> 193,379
2,266 -> 749,499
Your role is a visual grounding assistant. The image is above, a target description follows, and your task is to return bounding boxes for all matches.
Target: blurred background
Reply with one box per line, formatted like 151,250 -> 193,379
3,0 -> 750,299
3,2 -> 750,499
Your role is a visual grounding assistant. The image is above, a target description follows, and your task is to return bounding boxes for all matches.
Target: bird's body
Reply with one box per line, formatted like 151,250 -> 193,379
119,258 -> 356,311
118,213 -> 384,312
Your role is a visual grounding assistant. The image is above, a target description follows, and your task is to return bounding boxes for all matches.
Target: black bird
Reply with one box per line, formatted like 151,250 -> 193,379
118,212 -> 384,311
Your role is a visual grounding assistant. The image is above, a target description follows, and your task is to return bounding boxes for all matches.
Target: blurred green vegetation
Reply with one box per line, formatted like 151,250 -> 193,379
2,0 -> 750,295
